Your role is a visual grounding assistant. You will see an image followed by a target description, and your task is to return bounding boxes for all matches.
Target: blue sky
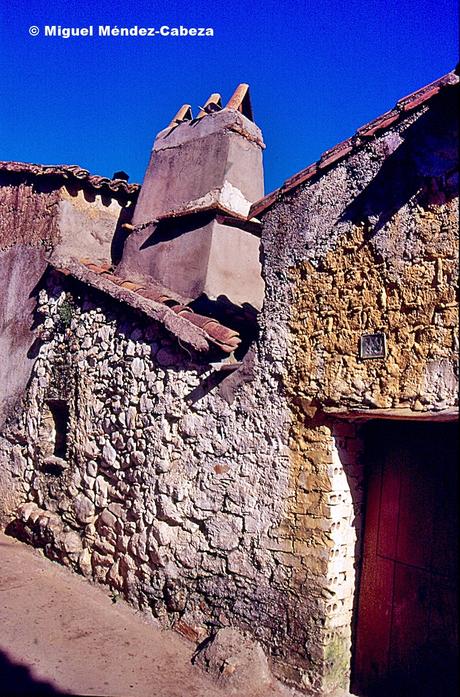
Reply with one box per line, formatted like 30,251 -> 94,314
0,0 -> 457,194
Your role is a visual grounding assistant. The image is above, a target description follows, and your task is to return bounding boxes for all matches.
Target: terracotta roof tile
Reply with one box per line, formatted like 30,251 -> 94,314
119,280 -> 146,292
73,259 -> 241,354
248,191 -> 279,218
396,72 -> 456,112
178,311 -> 240,353
282,163 -> 318,193
171,313 -> 239,352
203,322 -> 239,345
318,139 -> 354,169
249,69 -> 458,218
104,273 -> 125,285
356,109 -> 400,137
0,161 -> 140,199
178,312 -> 215,329
170,304 -> 192,315
137,287 -> 176,304
82,261 -> 112,274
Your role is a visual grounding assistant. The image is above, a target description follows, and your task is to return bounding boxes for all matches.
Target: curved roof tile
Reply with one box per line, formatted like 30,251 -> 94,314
52,257 -> 241,355
0,161 -> 140,198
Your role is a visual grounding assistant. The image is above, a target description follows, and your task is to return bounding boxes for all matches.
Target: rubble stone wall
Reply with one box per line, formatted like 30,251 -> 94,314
0,266 -> 367,693
2,271 -> 331,690
0,175 -> 134,426
0,88 -> 457,695
257,87 -> 458,690
261,89 -> 458,415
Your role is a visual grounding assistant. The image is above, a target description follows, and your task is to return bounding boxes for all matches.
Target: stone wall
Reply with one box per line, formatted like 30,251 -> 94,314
56,187 -> 135,265
261,88 -> 458,418
256,85 -> 458,690
1,271 -> 316,688
1,265 -> 370,693
0,174 -> 135,427
1,85 -> 457,696
270,409 -> 366,693
0,177 -> 59,427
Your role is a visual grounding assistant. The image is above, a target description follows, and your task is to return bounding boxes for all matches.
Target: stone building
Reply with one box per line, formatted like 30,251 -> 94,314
0,72 -> 458,696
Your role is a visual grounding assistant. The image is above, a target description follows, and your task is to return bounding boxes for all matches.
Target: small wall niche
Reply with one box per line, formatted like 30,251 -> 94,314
39,399 -> 70,463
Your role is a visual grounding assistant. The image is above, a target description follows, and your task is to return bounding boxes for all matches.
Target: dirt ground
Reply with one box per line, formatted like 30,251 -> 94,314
0,532 -> 303,697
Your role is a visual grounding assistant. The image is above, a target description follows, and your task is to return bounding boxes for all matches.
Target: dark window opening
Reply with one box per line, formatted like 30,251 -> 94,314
41,399 -> 70,460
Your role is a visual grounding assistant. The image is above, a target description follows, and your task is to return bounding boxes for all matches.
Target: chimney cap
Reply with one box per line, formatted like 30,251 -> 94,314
113,170 -> 129,181
226,83 -> 253,121
166,85 -> 255,132
197,93 -> 223,119
168,104 -> 193,128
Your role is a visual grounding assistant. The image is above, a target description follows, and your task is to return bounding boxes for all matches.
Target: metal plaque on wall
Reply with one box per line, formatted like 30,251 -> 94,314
359,332 -> 387,359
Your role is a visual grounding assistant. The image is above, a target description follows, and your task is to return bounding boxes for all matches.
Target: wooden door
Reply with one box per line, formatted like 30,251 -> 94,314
353,421 -> 458,697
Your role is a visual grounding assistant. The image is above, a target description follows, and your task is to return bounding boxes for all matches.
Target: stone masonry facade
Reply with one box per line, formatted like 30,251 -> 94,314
0,73 -> 458,695
1,264 -> 369,693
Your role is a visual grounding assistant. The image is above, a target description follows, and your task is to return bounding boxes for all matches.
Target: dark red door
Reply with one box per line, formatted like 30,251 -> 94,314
353,421 -> 458,697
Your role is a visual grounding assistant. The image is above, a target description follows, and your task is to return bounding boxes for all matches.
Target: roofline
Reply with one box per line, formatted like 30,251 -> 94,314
51,256 -> 241,355
249,69 -> 459,219
0,161 -> 140,199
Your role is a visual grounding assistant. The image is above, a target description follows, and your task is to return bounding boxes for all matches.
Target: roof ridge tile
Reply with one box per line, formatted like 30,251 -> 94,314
69,258 -> 241,354
0,161 -> 140,198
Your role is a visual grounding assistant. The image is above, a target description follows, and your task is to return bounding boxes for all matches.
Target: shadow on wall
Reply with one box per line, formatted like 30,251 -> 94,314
139,211 -> 216,248
62,180 -> 137,267
0,648 -> 70,696
342,89 -> 458,237
110,204 -> 137,266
